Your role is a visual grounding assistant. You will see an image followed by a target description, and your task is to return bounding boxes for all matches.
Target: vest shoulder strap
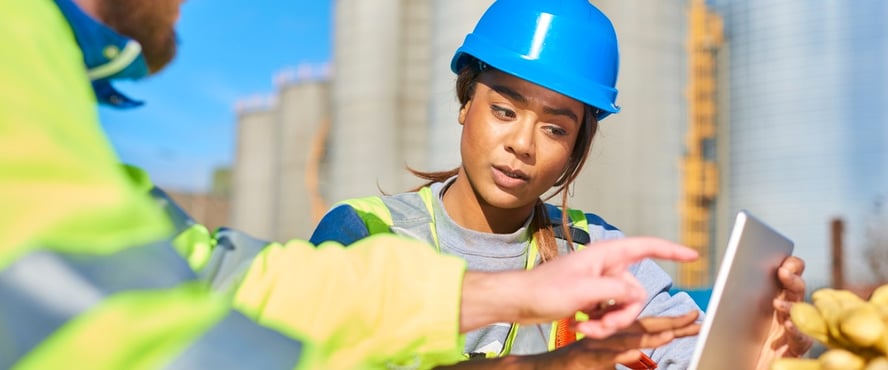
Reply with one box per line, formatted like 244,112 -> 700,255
336,189 -> 441,249
544,204 -> 591,245
335,196 -> 394,235
378,187 -> 440,250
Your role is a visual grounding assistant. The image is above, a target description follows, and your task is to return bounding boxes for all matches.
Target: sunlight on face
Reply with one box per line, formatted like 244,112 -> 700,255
456,69 -> 583,211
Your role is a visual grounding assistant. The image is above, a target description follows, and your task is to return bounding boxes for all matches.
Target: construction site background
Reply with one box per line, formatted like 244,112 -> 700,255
168,0 -> 888,294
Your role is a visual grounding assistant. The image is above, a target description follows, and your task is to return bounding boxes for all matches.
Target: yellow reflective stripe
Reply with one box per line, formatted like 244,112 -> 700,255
529,208 -> 592,352
416,187 -> 441,251
16,284 -> 223,370
337,197 -> 394,235
566,209 -> 589,342
525,240 -> 539,270
166,310 -> 303,370
172,224 -> 214,272
0,242 -> 195,369
548,323 -> 558,350
575,311 -> 590,342
499,323 -> 521,357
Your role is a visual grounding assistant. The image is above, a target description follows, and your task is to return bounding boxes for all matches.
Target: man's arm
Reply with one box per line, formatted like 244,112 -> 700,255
233,235 -> 697,369
234,234 -> 468,369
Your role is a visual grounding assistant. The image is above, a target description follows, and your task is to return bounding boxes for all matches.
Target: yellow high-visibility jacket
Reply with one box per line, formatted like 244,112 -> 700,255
0,0 -> 465,368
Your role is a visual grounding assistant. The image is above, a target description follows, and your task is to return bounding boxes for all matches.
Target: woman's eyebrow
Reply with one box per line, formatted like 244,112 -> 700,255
491,85 -> 579,124
490,84 -> 527,104
542,106 -> 579,124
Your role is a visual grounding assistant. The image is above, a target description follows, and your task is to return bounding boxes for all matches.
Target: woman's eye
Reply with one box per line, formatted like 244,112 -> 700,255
491,105 -> 515,119
545,125 -> 568,137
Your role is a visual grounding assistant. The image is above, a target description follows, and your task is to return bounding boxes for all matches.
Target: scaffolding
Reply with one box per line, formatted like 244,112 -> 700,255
680,0 -> 723,288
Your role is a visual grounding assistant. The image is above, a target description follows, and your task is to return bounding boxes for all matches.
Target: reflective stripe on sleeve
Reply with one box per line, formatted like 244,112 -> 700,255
0,241 -> 195,368
165,310 -> 304,370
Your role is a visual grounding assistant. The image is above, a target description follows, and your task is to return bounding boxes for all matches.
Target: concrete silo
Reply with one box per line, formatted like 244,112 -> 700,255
231,107 -> 277,240
427,0 -> 494,171
328,0 -> 431,202
231,69 -> 331,241
274,75 -> 330,241
710,1 -> 888,287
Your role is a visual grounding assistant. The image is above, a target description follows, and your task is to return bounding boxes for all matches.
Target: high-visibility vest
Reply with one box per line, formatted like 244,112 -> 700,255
0,1 -> 308,367
336,188 -> 658,369
336,187 -> 592,357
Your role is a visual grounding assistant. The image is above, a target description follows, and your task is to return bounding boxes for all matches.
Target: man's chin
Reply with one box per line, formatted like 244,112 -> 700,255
144,36 -> 177,74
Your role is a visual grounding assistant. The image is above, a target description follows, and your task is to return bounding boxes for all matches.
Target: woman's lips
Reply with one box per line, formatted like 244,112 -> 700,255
492,165 -> 529,189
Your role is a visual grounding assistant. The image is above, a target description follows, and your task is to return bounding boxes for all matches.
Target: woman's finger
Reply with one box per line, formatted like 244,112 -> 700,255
632,310 -> 700,333
573,330 -> 674,352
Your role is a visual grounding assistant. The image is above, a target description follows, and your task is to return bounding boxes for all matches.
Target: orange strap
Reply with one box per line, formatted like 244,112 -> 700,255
554,317 -> 577,348
554,318 -> 657,369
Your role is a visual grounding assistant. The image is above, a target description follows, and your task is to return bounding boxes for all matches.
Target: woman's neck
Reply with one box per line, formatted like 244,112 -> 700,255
442,170 -> 535,234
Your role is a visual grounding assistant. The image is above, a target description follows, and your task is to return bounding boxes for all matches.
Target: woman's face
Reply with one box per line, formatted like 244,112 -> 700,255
458,69 -> 583,210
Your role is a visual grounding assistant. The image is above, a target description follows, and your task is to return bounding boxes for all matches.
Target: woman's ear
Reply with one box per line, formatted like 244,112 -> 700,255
458,101 -> 472,125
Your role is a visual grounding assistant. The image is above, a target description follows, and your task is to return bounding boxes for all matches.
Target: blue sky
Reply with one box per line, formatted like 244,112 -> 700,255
99,0 -> 331,192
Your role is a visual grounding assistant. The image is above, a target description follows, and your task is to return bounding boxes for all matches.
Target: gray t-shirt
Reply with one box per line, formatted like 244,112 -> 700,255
430,180 -> 537,355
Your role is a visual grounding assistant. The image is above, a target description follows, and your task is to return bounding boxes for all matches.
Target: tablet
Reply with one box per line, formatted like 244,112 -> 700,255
688,210 -> 795,370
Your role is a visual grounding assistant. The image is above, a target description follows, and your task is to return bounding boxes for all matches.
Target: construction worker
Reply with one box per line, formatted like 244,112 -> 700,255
0,0 -> 705,369
309,0 -> 813,369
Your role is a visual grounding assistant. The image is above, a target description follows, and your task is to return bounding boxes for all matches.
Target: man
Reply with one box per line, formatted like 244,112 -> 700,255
0,0 -> 699,369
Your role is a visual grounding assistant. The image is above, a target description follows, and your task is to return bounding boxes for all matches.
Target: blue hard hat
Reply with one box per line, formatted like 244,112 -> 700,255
451,0 -> 620,120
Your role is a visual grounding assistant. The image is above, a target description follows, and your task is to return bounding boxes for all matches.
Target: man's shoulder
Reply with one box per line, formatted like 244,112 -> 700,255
1,0 -> 95,119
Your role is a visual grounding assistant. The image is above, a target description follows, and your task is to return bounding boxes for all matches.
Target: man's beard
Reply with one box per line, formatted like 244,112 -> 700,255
98,0 -> 178,74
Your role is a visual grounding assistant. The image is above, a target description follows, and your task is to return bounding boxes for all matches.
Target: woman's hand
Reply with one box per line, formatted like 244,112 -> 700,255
755,256 -> 814,370
436,311 -> 700,370
539,310 -> 702,370
510,237 -> 698,338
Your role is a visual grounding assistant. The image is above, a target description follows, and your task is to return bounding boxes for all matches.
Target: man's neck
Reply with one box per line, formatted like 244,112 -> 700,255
72,0 -> 99,20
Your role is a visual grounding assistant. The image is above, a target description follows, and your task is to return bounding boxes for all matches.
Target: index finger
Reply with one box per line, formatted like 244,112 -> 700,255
591,237 -> 699,271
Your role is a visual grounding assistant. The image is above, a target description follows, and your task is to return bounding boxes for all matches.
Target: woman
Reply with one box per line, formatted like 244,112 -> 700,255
310,0 -> 811,368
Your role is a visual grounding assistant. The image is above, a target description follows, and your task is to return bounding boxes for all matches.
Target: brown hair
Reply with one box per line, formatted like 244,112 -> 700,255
411,57 -> 599,262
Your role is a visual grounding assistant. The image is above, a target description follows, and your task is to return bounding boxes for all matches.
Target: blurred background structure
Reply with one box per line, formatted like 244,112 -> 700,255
708,0 -> 888,292
229,67 -> 330,242
111,0 -> 888,293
